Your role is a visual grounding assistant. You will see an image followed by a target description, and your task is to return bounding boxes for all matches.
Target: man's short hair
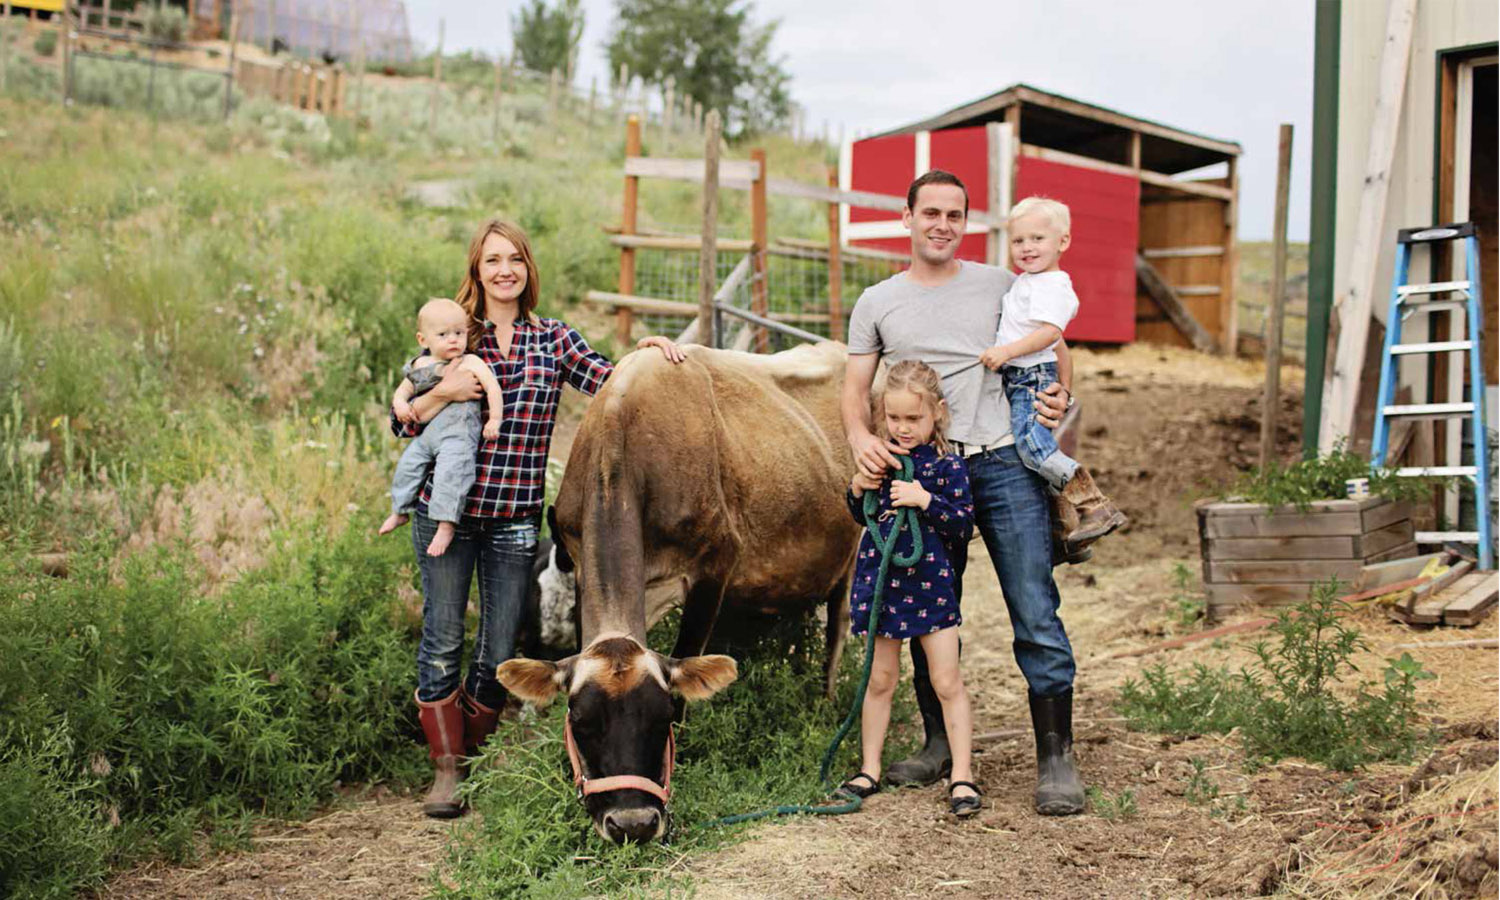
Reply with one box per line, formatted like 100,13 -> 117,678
1009,196 -> 1071,234
906,170 -> 969,216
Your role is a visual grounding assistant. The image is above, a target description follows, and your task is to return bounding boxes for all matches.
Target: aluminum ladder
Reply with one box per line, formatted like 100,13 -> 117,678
1370,222 -> 1493,570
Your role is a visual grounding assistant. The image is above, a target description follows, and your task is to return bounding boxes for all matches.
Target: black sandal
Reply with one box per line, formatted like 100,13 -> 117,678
949,780 -> 982,818
836,772 -> 881,799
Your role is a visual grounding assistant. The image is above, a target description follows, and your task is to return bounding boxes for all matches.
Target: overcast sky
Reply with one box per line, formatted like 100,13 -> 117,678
403,0 -> 1315,241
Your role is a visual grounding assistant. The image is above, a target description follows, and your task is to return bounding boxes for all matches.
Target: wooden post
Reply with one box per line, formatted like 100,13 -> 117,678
750,146 -> 769,353
350,0 -> 363,120
427,17 -> 443,134
616,62 -> 628,111
1,0 -> 11,94
265,0 -> 275,54
698,109 -> 722,347
60,0 -> 72,106
101,0 -> 111,34
617,115 -> 641,346
1319,0 -> 1416,451
1221,154 -> 1241,356
827,165 -> 844,343
222,10 -> 239,121
663,74 -> 674,132
1260,124 -> 1294,470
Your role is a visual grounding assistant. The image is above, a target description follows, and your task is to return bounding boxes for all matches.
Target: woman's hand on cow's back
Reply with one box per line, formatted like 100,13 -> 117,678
636,335 -> 686,364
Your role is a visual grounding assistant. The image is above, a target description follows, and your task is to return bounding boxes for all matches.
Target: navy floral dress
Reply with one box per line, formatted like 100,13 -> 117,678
846,444 -> 974,639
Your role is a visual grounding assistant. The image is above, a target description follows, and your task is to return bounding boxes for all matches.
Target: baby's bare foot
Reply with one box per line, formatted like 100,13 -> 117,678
427,522 -> 456,557
378,513 -> 409,535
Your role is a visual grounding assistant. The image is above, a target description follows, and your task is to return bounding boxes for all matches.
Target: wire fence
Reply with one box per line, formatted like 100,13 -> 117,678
629,245 -> 904,348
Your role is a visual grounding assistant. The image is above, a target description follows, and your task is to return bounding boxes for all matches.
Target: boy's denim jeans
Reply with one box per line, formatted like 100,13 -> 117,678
910,445 -> 1076,706
1002,361 -> 1079,492
412,512 -> 539,708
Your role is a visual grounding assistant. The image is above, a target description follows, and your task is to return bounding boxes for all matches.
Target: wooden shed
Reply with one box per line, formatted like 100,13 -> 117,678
841,83 -> 1243,350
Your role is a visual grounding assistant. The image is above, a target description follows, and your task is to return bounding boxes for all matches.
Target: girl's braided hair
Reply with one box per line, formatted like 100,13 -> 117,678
876,359 -> 953,456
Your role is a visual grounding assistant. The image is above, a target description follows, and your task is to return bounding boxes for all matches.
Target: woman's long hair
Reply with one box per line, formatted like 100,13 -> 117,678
876,359 -> 953,456
455,219 -> 542,348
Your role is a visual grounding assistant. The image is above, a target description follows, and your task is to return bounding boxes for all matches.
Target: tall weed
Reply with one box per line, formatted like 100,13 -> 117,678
1116,580 -> 1436,770
0,525 -> 425,897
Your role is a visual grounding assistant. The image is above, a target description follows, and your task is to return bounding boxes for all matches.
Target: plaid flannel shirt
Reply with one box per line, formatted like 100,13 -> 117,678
389,316 -> 613,520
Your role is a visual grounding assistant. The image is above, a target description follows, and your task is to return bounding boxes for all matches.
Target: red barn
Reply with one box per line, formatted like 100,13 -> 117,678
842,83 -> 1243,349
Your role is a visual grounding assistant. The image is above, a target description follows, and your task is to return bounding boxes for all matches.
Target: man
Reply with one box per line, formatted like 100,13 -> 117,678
840,170 -> 1083,815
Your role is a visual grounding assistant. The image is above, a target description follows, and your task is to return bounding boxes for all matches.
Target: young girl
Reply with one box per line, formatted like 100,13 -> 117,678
839,359 -> 980,817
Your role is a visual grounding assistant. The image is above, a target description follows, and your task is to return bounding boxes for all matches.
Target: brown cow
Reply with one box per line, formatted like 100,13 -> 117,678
498,341 -> 861,842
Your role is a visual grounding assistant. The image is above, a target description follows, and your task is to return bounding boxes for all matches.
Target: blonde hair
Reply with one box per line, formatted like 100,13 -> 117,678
417,297 -> 467,333
876,359 -> 953,455
1008,196 -> 1071,235
455,219 -> 542,349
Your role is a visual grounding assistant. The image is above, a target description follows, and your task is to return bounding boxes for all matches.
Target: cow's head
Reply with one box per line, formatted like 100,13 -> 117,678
497,634 -> 737,843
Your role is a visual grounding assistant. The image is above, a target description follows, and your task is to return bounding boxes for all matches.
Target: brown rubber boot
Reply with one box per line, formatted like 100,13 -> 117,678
1059,467 -> 1127,547
415,689 -> 465,819
460,689 -> 501,756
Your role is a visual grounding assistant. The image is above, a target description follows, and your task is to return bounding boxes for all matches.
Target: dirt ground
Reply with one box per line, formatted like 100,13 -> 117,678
101,345 -> 1499,899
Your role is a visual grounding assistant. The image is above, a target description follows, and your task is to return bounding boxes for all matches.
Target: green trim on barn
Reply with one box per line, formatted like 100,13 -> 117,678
1304,0 -> 1341,456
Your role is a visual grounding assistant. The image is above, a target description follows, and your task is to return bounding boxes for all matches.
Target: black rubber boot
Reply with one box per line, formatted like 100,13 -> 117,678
884,636 -> 954,786
1029,689 -> 1084,816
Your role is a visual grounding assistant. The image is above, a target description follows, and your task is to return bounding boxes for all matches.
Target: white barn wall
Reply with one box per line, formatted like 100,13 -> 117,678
1334,0 -> 1496,405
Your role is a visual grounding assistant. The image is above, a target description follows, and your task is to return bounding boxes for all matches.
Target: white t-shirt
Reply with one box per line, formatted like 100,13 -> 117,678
994,271 -> 1079,368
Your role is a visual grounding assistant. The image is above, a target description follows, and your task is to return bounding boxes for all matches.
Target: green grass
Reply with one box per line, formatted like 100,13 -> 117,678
0,77 -> 855,898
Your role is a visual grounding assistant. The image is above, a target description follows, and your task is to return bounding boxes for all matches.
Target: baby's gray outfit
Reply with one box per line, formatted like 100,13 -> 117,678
389,357 -> 484,523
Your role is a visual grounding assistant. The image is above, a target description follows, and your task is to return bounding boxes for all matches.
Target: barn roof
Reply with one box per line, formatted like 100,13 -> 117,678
872,83 -> 1242,176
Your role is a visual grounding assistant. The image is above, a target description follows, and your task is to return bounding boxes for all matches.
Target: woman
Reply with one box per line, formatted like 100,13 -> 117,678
392,219 -> 683,818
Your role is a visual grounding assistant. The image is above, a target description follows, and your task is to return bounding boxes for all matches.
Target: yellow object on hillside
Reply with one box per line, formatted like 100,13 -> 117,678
6,0 -> 65,14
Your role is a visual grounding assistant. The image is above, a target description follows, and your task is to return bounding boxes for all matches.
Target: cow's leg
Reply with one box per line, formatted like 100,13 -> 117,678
671,577 -> 727,660
822,574 -> 851,702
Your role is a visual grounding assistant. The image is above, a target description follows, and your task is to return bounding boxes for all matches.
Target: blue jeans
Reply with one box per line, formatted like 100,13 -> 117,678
1003,362 -> 1079,492
952,446 -> 1075,696
413,511 -> 539,708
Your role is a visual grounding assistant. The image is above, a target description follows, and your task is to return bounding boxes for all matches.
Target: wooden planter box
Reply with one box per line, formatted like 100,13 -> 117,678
1196,497 -> 1417,621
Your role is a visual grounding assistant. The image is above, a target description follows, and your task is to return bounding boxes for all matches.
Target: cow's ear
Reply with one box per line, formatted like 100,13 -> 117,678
497,655 -> 575,706
664,654 -> 738,701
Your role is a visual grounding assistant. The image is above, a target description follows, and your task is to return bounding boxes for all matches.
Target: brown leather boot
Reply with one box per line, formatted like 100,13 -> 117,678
1060,468 -> 1127,547
1050,493 -> 1092,566
415,689 -> 465,819
460,688 -> 501,756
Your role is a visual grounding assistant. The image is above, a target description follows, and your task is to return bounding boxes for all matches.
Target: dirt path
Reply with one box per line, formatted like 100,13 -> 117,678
101,346 -> 1499,899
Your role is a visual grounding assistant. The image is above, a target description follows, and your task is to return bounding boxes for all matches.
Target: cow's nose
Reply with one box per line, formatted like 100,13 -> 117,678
602,807 -> 661,843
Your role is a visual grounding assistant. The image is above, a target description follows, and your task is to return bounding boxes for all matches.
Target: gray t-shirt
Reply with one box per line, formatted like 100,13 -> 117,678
847,260 -> 1016,446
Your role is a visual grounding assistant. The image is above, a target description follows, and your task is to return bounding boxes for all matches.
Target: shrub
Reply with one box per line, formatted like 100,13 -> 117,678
1225,444 -> 1442,510
0,524 -> 425,897
144,5 -> 188,44
1116,580 -> 1437,770
33,30 -> 57,57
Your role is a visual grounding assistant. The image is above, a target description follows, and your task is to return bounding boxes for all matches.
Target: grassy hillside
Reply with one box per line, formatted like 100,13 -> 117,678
0,62 -> 834,897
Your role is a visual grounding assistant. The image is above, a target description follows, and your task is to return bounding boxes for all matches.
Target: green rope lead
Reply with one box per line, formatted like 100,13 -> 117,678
707,456 -> 924,828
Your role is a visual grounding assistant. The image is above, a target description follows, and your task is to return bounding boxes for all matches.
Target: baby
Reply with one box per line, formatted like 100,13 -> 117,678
980,196 -> 1126,550
379,298 -> 504,557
